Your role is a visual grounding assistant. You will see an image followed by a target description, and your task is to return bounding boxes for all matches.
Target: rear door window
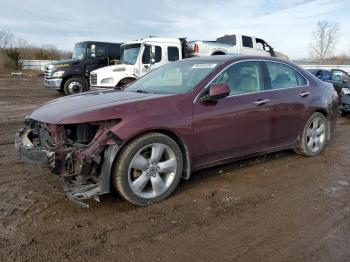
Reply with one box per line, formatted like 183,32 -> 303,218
265,62 -> 307,89
216,35 -> 236,46
242,36 -> 253,48
168,46 -> 180,61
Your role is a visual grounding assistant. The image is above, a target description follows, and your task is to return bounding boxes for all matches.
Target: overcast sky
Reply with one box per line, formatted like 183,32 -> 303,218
1,0 -> 349,59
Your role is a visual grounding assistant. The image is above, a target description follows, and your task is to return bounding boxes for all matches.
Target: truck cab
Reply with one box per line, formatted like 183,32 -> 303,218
90,37 -> 185,89
44,41 -> 121,95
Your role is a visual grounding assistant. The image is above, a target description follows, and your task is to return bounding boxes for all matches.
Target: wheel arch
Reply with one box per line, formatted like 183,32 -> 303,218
61,74 -> 88,89
99,129 -> 191,194
313,109 -> 332,140
116,77 -> 138,87
307,109 -> 331,140
211,51 -> 226,56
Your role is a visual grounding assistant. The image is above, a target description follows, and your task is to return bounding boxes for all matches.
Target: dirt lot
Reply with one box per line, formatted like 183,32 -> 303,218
0,76 -> 349,262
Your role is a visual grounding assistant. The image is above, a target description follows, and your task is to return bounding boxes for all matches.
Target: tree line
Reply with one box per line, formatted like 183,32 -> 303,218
0,20 -> 348,71
0,28 -> 71,71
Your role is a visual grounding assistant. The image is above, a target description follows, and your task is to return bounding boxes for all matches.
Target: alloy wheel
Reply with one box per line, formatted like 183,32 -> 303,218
127,143 -> 177,199
306,117 -> 326,153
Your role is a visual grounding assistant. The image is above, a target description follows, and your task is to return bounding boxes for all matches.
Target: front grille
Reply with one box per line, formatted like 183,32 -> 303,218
90,73 -> 97,85
44,65 -> 52,80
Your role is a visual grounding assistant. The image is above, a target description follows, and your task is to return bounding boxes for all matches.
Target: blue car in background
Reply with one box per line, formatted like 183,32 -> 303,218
307,69 -> 331,81
308,68 -> 350,116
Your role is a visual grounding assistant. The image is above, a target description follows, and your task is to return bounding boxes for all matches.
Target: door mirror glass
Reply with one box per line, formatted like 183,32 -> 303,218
90,44 -> 96,58
202,83 -> 230,102
151,46 -> 156,59
150,46 -> 156,65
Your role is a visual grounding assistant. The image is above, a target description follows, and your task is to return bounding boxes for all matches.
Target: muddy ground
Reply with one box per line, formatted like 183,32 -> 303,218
0,76 -> 349,262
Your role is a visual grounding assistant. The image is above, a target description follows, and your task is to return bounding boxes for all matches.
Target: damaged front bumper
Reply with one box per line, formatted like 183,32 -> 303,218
15,128 -> 55,167
15,123 -> 123,208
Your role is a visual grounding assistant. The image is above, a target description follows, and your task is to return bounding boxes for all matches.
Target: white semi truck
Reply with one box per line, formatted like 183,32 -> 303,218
90,34 -> 288,89
89,37 -> 188,88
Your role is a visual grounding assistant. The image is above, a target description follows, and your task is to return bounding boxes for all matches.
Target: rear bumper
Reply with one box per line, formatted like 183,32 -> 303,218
15,128 -> 54,167
44,78 -> 62,90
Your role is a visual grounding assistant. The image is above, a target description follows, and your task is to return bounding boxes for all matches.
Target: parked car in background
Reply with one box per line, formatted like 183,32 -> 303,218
308,68 -> 350,115
15,56 -> 338,207
44,41 -> 121,95
89,37 -> 188,89
187,34 -> 289,59
307,69 -> 330,81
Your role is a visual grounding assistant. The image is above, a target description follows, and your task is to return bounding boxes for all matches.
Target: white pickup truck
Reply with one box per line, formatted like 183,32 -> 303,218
90,34 -> 288,89
188,34 -> 288,60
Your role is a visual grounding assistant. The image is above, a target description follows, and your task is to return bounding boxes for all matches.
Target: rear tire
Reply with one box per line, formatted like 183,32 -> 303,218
112,133 -> 183,206
294,112 -> 329,156
63,77 -> 88,95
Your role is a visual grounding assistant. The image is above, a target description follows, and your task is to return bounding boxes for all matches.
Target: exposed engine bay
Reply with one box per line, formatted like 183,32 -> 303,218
15,119 -> 122,207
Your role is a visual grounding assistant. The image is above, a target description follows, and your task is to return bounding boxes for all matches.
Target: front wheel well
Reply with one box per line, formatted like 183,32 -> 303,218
211,51 -> 226,55
61,74 -> 87,89
314,109 -> 331,140
119,130 -> 191,180
116,77 -> 137,87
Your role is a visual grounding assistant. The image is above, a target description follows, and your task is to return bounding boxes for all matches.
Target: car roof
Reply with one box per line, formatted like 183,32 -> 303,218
184,55 -> 291,64
307,68 -> 330,72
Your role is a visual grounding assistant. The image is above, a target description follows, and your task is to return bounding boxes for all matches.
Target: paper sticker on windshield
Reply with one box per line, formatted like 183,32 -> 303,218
192,64 -> 217,69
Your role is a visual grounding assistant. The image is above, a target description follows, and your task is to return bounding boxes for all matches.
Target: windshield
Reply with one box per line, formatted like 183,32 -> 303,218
120,44 -> 141,65
72,43 -> 85,59
126,60 -> 220,94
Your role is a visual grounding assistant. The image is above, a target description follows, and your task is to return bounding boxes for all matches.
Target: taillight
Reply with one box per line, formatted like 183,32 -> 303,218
194,43 -> 199,53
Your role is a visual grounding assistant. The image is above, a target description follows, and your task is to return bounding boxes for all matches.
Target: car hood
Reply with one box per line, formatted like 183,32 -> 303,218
29,90 -> 167,124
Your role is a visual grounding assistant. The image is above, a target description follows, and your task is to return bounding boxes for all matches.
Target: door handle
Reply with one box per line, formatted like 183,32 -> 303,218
300,91 -> 311,97
253,99 -> 270,106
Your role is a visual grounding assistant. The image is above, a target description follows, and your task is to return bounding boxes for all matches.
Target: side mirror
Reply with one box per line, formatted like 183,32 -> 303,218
201,83 -> 230,102
151,46 -> 155,57
150,46 -> 156,64
91,44 -> 96,58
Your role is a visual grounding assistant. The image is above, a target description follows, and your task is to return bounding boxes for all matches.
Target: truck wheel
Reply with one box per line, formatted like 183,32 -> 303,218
112,133 -> 183,206
63,78 -> 87,95
294,112 -> 329,156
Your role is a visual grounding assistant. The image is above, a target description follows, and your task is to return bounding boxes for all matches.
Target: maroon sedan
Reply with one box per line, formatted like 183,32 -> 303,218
15,56 -> 338,207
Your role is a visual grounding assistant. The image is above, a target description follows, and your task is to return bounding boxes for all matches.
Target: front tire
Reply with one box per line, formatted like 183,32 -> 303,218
112,133 -> 183,206
295,112 -> 329,156
63,77 -> 88,95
